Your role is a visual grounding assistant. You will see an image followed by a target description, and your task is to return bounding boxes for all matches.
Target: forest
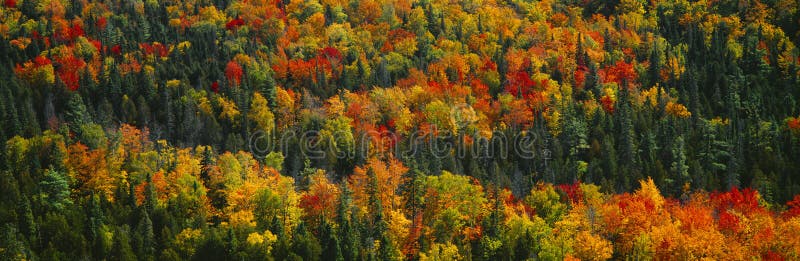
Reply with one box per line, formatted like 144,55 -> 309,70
1,0 -> 800,259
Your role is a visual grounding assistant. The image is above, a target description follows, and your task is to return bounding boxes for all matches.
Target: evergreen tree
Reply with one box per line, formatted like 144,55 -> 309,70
319,220 -> 343,261
670,136 -> 690,194
401,166 -> 425,259
109,226 -> 136,261
290,222 -> 322,261
366,167 -> 397,260
88,194 -> 110,259
144,174 -> 158,214
1,224 -> 30,260
337,182 -> 360,261
65,93 -> 93,129
648,40 -> 662,87
136,209 -> 156,261
17,196 -> 36,242
39,168 -> 72,211
616,88 -> 637,190
193,230 -> 227,261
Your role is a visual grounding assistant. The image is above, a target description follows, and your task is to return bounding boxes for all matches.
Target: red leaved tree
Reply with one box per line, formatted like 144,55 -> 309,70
225,60 -> 243,87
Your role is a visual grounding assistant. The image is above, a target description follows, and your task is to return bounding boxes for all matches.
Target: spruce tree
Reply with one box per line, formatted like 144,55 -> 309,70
39,168 -> 72,211
110,226 -> 136,261
670,136 -> 690,194
290,222 -> 322,261
137,210 -> 155,261
337,182 -> 360,261
319,220 -> 343,261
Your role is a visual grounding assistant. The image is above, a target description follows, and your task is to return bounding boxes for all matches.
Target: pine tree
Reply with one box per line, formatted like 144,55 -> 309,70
137,96 -> 151,126
375,56 -> 390,88
263,70 -> 278,109
109,225 -> 136,261
291,222 -> 322,261
401,166 -> 425,259
670,136 -> 690,194
17,196 -> 36,242
366,167 -> 397,260
686,67 -> 702,119
0,85 -> 8,145
137,209 -> 155,261
603,28 -> 613,57
319,220 -> 343,261
726,75 -> 743,190
697,121 -> 730,190
0,79 -> 21,137
96,99 -> 115,127
65,93 -> 93,129
576,34 -> 588,69
39,168 -> 72,211
144,174 -> 158,214
121,95 -> 138,125
161,87 -> 175,140
356,58 -> 368,88
1,224 -> 30,260
89,194 -> 110,259
337,182 -> 360,261
648,40 -> 662,87
193,229 -> 227,261
616,88 -> 637,190
601,134 -> 619,193
227,227 -> 240,259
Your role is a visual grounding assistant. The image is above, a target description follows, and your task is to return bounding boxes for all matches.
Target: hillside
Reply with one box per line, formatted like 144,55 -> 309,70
1,0 -> 800,259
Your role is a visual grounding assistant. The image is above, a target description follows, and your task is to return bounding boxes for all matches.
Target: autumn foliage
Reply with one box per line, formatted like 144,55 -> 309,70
2,0 -> 800,259
226,17 -> 245,30
55,55 -> 86,91
225,60 -> 243,86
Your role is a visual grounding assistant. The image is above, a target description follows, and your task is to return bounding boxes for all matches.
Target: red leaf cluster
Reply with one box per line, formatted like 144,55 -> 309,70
287,59 -> 314,81
505,71 -> 538,97
788,117 -> 800,133
320,46 -> 342,61
110,45 -> 122,56
140,42 -> 169,58
616,193 -> 656,214
226,17 -> 245,30
710,187 -> 763,215
527,91 -> 548,113
784,194 -> 800,218
90,39 -> 102,52
763,251 -> 785,261
225,61 -> 243,86
56,23 -> 85,42
428,80 -> 452,95
381,29 -> 415,52
300,194 -> 323,213
33,56 -> 52,67
557,182 -> 583,204
718,210 -> 741,233
480,58 -> 497,72
600,94 -> 615,113
211,81 -> 220,93
603,60 -> 636,87
96,17 -> 107,30
574,66 -> 587,88
56,55 -> 86,91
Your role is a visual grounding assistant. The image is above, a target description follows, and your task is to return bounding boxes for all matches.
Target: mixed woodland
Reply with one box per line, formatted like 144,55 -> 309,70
2,0 -> 800,259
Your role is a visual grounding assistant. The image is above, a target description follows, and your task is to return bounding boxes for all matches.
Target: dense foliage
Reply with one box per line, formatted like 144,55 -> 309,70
1,0 -> 800,259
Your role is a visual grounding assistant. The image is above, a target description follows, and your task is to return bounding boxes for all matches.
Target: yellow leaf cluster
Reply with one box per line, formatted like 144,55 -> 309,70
665,101 -> 691,118
217,96 -> 241,126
